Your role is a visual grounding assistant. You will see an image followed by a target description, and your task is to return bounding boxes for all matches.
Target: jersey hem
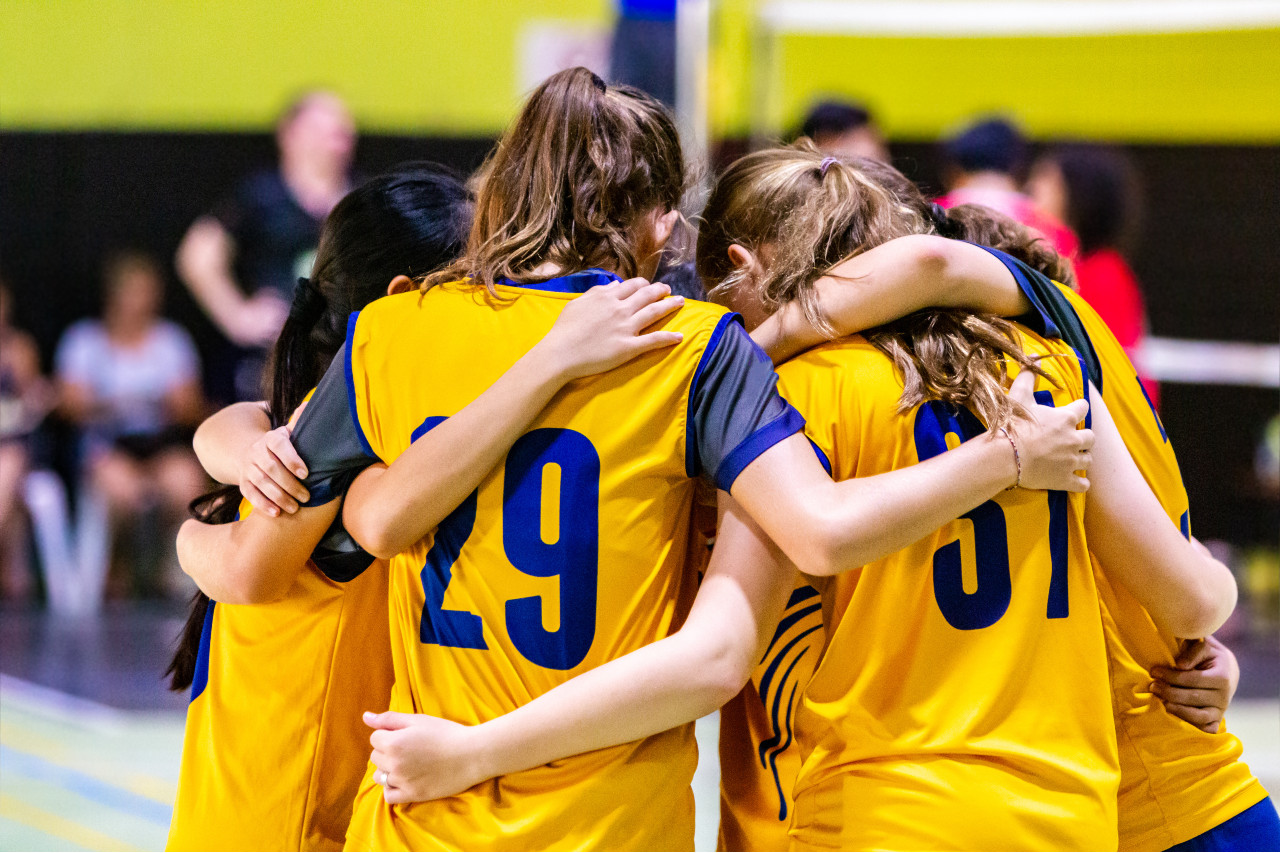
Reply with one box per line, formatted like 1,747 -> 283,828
1123,781 -> 1269,851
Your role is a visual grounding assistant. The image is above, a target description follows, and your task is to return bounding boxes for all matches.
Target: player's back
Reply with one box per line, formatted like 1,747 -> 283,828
778,330 -> 1118,852
339,279 -> 776,851
167,508 -> 392,852
1055,284 -> 1267,849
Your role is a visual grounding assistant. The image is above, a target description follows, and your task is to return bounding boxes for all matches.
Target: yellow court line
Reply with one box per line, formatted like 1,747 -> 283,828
0,720 -> 175,806
0,793 -> 139,852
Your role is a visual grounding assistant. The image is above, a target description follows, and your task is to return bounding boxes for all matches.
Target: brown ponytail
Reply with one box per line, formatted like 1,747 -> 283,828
422,67 -> 686,294
698,140 -> 1073,431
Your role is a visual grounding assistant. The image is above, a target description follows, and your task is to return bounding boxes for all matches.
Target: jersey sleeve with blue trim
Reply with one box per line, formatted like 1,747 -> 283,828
287,344 -> 378,580
971,244 -> 1102,390
687,317 -> 806,491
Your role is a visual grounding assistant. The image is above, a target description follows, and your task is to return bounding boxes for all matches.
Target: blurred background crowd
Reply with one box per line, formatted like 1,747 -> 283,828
0,1 -> 1276,649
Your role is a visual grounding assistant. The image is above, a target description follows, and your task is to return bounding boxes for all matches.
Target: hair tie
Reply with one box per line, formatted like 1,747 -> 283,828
589,72 -> 607,93
820,156 -> 838,177
289,276 -> 327,321
929,202 -> 958,238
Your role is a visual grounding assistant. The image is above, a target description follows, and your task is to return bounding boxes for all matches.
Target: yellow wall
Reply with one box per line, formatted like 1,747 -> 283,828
4,0 -> 1278,142
1,0 -> 611,133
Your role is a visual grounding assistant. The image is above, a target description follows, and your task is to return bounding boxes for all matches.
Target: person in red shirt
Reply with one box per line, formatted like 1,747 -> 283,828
936,117 -> 1078,259
1029,143 -> 1158,406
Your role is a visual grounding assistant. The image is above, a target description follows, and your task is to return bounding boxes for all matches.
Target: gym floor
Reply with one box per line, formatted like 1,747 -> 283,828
0,602 -> 1275,852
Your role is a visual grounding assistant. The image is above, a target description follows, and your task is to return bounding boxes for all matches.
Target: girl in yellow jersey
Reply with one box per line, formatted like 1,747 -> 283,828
349,148 -> 1236,851
165,164 -> 470,851
175,70 -> 1096,852
733,151 -> 1277,851
167,164 -> 690,851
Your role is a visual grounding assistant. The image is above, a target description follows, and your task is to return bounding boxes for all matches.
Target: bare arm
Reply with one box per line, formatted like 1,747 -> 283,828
751,235 -> 1032,363
1083,384 -> 1237,638
178,280 -> 685,603
176,217 -> 285,347
176,500 -> 338,604
364,494 -> 795,803
731,370 -> 1091,578
343,280 -> 684,558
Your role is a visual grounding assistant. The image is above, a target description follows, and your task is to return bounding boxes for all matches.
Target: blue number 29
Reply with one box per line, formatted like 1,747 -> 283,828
415,421 -> 600,671
914,396 -> 1069,631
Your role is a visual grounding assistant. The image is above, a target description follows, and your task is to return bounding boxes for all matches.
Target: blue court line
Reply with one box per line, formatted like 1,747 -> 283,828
0,746 -> 172,827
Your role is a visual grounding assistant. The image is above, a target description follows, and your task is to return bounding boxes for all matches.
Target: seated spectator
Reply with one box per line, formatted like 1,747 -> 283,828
937,116 -> 1078,258
798,99 -> 889,162
0,278 -> 54,600
1028,143 -> 1158,405
55,252 -> 208,598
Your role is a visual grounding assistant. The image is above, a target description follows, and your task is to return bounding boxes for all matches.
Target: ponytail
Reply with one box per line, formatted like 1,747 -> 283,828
700,141 -> 1063,432
167,163 -> 473,692
422,67 -> 685,295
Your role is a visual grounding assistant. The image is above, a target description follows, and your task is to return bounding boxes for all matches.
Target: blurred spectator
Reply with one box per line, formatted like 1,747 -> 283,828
609,0 -> 676,106
176,91 -> 355,401
798,99 -> 889,162
0,278 -> 54,599
1028,143 -> 1158,404
55,252 -> 208,598
937,116 -> 1078,258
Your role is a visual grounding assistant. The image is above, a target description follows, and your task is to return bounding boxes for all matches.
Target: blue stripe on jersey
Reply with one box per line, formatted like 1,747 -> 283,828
499,268 -> 622,294
344,311 -> 377,460
807,438 -> 833,475
971,244 -> 1062,340
715,406 -> 806,492
1180,510 -> 1191,540
763,648 -> 809,821
190,599 -> 215,702
1138,374 -> 1168,442
686,312 -> 739,478
761,602 -> 822,662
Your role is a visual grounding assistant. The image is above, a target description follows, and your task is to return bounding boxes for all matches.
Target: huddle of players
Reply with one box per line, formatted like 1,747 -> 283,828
165,68 -> 1275,852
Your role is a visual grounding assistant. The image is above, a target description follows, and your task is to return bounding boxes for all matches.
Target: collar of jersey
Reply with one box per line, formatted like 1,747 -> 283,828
498,268 -> 622,294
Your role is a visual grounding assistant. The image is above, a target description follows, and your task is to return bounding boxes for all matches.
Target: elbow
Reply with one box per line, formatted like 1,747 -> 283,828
788,513 -> 851,578
698,641 -> 755,712
1167,574 -> 1238,640
345,509 -> 403,561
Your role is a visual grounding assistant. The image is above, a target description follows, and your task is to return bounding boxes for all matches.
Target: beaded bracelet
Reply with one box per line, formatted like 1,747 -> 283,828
997,427 -> 1022,490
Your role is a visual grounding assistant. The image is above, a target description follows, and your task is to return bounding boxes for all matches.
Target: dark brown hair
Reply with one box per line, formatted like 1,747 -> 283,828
698,141 -> 1074,431
422,67 -> 685,294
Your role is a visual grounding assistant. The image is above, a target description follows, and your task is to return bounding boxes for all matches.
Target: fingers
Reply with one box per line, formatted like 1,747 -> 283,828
1151,664 -> 1222,690
619,281 -> 672,312
627,331 -> 685,357
1173,639 -> 1212,670
1162,702 -> 1223,730
1152,682 -> 1222,709
266,430 -> 308,479
241,480 -> 285,517
364,710 -> 413,731
1008,369 -> 1037,404
1061,475 -> 1090,494
1059,398 -> 1091,427
627,295 -> 684,331
607,277 -> 650,300
245,465 -> 302,514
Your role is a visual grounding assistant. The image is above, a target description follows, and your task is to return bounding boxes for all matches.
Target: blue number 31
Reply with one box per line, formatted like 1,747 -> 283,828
914,395 -> 1069,631
414,420 -> 600,671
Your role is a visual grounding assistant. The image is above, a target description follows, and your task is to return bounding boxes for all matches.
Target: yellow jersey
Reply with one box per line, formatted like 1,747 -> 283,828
1053,284 -> 1267,850
167,501 -> 393,852
779,329 -> 1118,852
717,577 -> 824,852
287,271 -> 805,851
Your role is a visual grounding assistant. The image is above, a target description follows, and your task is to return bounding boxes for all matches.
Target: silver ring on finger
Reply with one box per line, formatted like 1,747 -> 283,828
378,769 -> 389,787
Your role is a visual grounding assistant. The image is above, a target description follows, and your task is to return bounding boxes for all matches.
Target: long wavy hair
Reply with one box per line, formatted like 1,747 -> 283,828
697,141 -> 1074,431
166,163 -> 472,691
421,67 -> 685,294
